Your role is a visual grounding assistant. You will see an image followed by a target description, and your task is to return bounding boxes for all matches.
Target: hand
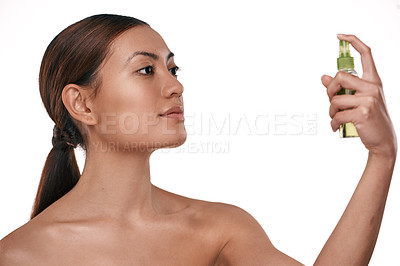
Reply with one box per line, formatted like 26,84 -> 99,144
321,34 -> 397,158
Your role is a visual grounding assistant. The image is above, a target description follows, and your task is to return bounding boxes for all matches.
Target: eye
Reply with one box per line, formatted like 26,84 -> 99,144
137,66 -> 154,75
169,66 -> 180,77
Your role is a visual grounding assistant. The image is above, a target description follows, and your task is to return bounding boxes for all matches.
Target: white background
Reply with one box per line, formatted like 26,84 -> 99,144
1,0 -> 399,265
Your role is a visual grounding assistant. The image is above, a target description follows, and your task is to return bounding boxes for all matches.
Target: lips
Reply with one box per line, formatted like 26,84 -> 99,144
160,106 -> 184,120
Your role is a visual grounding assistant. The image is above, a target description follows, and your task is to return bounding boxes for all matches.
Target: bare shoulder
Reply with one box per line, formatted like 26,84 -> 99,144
178,198 -> 303,265
155,185 -> 258,225
154,185 -> 249,215
161,187 -> 262,224
0,218 -> 50,265
189,200 -> 272,241
1,223 -> 30,265
191,199 -> 262,228
156,185 -> 267,231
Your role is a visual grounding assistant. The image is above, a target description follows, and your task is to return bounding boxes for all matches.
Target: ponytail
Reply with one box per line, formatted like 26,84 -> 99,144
30,116 -> 83,219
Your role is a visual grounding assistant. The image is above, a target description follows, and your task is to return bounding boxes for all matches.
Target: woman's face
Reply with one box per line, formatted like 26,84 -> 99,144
87,25 -> 186,152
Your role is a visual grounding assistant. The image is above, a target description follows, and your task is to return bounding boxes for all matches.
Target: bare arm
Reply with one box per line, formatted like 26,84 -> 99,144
314,152 -> 395,265
216,34 -> 397,265
315,34 -> 397,265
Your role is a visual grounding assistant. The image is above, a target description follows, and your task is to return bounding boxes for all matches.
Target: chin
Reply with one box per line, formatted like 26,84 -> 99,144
151,121 -> 187,149
159,131 -> 187,149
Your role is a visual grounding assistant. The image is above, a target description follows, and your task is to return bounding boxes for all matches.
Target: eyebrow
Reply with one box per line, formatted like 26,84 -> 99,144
126,51 -> 174,64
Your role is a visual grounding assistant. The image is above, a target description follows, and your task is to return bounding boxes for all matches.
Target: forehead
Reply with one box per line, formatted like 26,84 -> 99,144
108,26 -> 170,61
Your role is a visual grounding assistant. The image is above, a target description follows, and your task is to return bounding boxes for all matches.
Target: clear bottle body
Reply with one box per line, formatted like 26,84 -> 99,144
336,69 -> 359,138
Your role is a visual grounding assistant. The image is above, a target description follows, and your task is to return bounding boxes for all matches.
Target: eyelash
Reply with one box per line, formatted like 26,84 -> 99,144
137,65 -> 180,77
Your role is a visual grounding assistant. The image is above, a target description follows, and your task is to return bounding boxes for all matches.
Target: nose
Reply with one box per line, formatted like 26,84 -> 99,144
161,72 -> 184,98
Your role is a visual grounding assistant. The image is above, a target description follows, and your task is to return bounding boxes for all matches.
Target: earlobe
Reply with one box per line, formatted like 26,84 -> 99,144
61,84 -> 98,126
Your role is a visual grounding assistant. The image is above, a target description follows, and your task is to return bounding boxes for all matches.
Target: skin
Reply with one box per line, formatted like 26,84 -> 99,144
0,28 -> 397,265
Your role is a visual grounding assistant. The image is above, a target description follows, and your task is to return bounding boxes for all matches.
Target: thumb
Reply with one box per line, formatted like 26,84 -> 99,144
321,74 -> 333,88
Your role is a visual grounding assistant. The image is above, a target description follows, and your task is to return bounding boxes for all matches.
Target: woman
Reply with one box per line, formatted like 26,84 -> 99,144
0,14 -> 397,265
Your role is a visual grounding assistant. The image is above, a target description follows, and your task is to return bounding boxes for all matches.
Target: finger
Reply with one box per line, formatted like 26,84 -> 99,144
331,109 -> 355,132
329,94 -> 361,119
321,75 -> 333,88
337,34 -> 380,82
326,71 -> 369,101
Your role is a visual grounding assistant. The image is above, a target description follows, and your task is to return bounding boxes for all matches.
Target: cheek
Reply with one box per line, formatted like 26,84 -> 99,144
98,76 -> 157,116
92,74 -> 186,148
120,112 -> 160,136
94,82 -> 159,138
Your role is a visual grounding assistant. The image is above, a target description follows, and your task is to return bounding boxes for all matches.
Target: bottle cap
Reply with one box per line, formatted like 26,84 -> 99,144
337,40 -> 354,70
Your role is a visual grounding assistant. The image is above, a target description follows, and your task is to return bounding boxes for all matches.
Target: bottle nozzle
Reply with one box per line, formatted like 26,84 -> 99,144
339,40 -> 351,58
337,40 -> 354,70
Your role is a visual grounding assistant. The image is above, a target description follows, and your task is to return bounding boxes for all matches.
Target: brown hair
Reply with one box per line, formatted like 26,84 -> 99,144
31,14 -> 149,219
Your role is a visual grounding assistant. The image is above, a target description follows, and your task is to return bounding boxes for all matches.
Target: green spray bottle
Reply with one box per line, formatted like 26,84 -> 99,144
336,40 -> 359,138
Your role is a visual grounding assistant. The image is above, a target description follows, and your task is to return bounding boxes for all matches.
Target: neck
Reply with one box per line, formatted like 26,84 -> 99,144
68,146 -> 160,220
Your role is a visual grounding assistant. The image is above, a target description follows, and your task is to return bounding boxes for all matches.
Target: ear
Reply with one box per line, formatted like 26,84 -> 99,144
61,84 -> 98,126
